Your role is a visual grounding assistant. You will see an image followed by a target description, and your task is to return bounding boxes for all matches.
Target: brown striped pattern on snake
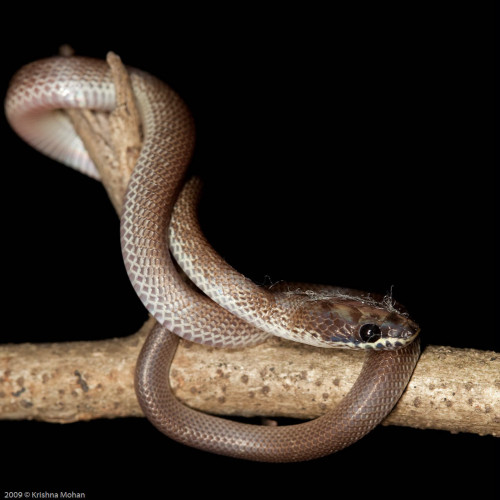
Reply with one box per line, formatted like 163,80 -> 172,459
5,56 -> 420,462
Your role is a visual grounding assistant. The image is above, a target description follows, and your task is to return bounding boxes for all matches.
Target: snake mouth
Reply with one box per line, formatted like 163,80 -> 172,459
387,323 -> 420,349
403,320 -> 420,340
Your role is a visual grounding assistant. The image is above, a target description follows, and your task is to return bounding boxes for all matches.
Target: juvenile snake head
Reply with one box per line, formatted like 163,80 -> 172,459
284,288 -> 420,349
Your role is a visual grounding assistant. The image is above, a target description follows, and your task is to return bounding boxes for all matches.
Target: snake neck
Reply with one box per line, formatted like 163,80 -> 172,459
169,177 -> 419,349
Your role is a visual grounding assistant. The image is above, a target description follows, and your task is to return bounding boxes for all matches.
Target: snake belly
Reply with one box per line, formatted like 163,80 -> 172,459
5,55 -> 420,462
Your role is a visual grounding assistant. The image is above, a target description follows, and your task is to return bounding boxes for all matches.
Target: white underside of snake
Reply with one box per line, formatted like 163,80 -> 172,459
5,55 -> 420,462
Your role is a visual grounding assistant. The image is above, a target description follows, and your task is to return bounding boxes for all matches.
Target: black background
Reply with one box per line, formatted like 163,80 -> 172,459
0,5 -> 496,499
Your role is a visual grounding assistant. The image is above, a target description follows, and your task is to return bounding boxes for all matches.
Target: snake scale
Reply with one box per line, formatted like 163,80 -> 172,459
5,55 -> 420,462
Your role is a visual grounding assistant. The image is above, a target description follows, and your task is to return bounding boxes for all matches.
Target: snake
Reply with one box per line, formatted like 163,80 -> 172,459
5,55 -> 420,462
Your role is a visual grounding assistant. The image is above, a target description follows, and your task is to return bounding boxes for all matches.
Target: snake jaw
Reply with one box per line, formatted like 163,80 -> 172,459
380,314 -> 420,345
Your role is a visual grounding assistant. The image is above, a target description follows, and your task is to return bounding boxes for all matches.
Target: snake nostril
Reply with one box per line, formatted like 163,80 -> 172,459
359,324 -> 381,343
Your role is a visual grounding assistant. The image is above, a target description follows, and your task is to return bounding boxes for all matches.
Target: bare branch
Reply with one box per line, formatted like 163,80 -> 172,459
0,324 -> 498,437
64,51 -> 141,212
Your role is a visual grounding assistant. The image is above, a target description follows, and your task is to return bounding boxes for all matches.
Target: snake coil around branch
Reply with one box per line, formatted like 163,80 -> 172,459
2,52 -> 497,460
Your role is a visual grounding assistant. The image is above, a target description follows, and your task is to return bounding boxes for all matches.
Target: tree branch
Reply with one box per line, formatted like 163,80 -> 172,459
0,322 -> 498,436
2,50 -> 498,438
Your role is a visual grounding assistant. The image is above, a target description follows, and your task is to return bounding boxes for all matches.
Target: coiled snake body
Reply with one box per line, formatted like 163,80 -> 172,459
5,55 -> 420,462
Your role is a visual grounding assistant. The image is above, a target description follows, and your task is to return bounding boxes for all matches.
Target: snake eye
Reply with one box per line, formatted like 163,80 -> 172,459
359,324 -> 381,343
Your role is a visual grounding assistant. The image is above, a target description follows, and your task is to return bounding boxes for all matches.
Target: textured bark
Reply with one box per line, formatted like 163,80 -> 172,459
0,322 -> 498,437
64,51 -> 140,211
2,50 -> 498,439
